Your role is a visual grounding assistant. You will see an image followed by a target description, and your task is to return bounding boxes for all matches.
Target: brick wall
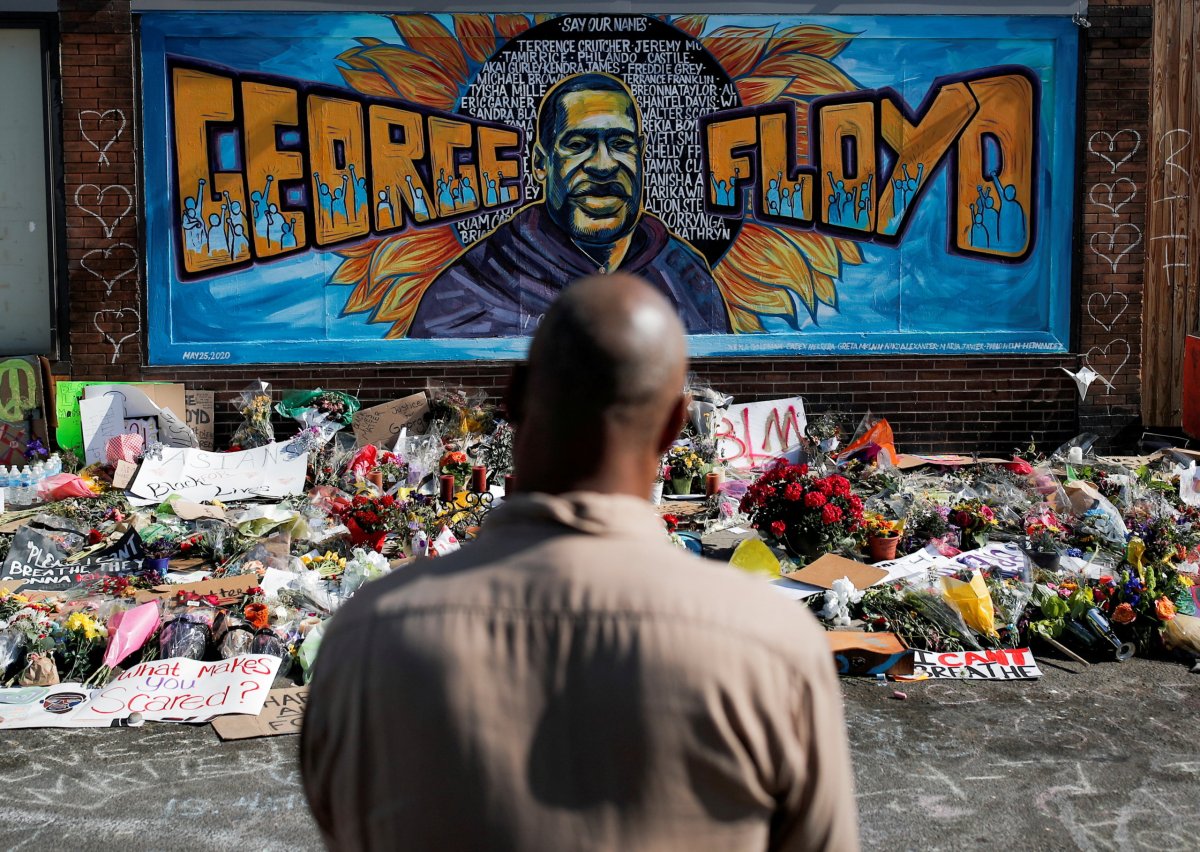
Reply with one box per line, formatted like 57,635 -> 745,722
54,0 -> 1152,454
1077,0 -> 1153,442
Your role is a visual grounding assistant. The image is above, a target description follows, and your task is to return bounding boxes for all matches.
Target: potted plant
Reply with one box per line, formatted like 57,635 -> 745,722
1024,507 -> 1068,571
948,499 -> 998,550
739,462 -> 864,562
143,536 -> 176,576
665,446 -> 704,495
863,513 -> 903,562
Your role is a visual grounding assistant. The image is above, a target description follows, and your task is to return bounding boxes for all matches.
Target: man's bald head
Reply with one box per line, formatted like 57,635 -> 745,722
511,274 -> 689,495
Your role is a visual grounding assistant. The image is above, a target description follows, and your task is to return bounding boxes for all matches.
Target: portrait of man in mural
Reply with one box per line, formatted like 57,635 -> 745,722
407,73 -> 731,338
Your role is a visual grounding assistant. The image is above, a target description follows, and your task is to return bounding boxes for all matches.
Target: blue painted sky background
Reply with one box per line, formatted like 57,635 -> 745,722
140,13 -> 1077,364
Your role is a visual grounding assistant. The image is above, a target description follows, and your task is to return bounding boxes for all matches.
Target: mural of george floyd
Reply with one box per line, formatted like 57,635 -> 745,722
51,1 -> 1157,452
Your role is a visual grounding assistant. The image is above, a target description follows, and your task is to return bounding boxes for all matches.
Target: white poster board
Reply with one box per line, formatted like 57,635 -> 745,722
715,397 -> 807,469
0,655 -> 280,728
128,442 -> 307,505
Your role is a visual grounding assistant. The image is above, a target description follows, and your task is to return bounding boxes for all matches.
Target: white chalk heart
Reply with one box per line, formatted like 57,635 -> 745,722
74,184 -> 132,239
78,109 -> 126,167
80,242 -> 138,298
1088,129 -> 1141,174
1088,224 -> 1142,273
1086,291 -> 1129,333
1088,178 -> 1137,218
1083,339 -> 1131,385
93,308 -> 140,365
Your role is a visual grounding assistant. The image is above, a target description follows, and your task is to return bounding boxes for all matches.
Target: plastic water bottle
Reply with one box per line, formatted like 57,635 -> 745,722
49,453 -> 61,477
0,467 -> 9,507
17,467 -> 32,507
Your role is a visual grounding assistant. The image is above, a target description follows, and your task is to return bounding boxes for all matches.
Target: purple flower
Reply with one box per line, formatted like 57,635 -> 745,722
23,439 -> 47,460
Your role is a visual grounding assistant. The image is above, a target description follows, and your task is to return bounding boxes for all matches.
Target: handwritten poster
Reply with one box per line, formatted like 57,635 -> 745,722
352,392 -> 429,448
128,442 -> 308,504
0,655 -> 281,728
906,647 -> 1043,680
716,396 -> 807,469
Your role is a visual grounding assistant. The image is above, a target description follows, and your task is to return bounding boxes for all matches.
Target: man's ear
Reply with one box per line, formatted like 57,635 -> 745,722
655,393 -> 689,455
506,364 -> 529,426
532,143 -> 547,184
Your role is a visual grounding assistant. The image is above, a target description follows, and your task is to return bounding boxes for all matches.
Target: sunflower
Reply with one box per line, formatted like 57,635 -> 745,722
331,13 -> 863,337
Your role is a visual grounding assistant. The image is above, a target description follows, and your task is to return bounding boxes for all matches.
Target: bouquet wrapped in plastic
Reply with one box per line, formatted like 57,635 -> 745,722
213,610 -> 255,659
275,388 -> 360,427
231,380 -> 274,449
159,607 -> 215,660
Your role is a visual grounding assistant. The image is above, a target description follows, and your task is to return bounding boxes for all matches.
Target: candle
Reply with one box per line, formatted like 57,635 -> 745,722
705,470 -> 723,497
367,470 -> 383,489
504,474 -> 516,495
439,474 -> 456,502
471,465 -> 487,493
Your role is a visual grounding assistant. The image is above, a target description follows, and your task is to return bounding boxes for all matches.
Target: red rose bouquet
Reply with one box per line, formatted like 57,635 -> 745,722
949,499 -> 998,549
739,462 -> 864,559
334,493 -> 405,552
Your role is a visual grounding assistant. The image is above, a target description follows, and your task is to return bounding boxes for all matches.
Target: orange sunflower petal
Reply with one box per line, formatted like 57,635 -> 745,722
454,13 -> 497,64
338,67 -> 400,99
495,14 -> 533,40
720,221 -> 819,322
671,15 -> 709,39
766,25 -> 858,61
835,238 -> 863,266
370,227 -> 465,323
702,26 -> 774,78
779,229 -> 841,279
812,272 -> 839,309
757,54 -> 859,96
358,45 -> 460,109
382,272 -> 442,338
735,76 -> 790,105
713,264 -> 790,329
389,14 -> 469,84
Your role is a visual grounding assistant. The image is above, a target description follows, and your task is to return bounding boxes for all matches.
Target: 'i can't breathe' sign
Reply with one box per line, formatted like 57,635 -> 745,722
905,647 -> 1043,680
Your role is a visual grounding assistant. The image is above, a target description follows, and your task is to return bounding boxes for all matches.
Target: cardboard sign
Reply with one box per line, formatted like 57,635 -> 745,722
826,631 -> 913,677
112,460 -> 138,490
904,647 -> 1043,680
0,527 -> 70,589
786,553 -> 887,591
0,655 -> 280,728
185,390 -> 215,451
128,442 -> 307,504
353,392 -> 429,448
68,527 -> 145,564
211,687 -> 308,740
171,499 -> 226,521
0,356 -> 51,468
135,573 -> 259,604
715,397 -> 807,469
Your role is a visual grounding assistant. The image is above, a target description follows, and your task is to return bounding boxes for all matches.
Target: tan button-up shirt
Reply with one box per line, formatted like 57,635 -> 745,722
302,492 -> 859,851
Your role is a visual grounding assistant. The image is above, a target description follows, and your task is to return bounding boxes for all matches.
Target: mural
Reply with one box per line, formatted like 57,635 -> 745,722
140,13 -> 1078,364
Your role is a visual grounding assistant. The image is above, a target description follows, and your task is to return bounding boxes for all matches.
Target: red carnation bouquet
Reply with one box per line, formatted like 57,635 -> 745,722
739,462 -> 864,558
333,493 -> 405,552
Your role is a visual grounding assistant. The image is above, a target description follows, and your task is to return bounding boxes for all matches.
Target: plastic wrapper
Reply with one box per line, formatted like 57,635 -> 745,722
213,611 -> 255,659
37,473 -> 98,501
401,433 -> 445,488
427,382 -> 494,442
941,570 -> 1000,639
282,410 -> 343,459
159,608 -> 215,660
1162,612 -> 1200,658
342,548 -> 390,596
275,388 -> 360,427
231,380 -> 274,449
840,410 -> 898,466
251,628 -> 292,677
298,620 -> 326,684
684,381 -> 732,438
0,629 -> 27,680
899,578 -> 984,650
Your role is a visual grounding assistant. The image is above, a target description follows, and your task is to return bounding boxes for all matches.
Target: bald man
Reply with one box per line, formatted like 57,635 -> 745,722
302,275 -> 859,851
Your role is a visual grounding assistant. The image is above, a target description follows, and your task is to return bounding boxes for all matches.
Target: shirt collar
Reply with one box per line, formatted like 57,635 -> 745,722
482,491 -> 667,540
